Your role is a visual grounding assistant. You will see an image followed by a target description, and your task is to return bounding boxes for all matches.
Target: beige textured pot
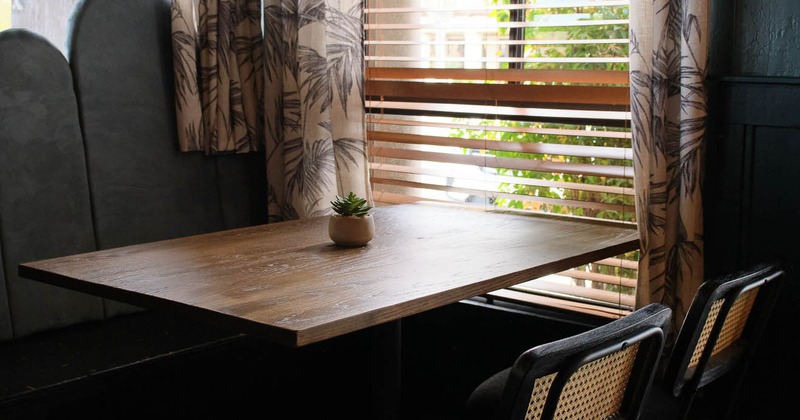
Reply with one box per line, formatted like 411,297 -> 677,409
328,214 -> 375,247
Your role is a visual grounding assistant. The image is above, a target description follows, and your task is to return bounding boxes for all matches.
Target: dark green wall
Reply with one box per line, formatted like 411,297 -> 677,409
733,0 -> 800,77
706,1 -> 800,417
710,0 -> 800,77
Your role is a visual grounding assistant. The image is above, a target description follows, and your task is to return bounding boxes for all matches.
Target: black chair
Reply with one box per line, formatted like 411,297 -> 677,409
643,261 -> 786,420
465,303 -> 672,420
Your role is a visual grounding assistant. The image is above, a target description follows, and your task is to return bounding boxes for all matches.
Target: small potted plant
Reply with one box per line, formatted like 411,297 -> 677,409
329,192 -> 374,247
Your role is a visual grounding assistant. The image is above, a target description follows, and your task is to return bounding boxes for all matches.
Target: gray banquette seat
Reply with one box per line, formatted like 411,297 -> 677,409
0,0 -> 267,413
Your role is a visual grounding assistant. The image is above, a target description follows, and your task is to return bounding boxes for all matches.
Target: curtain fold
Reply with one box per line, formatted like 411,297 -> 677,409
263,0 -> 370,221
172,0 -> 265,154
172,0 -> 371,221
629,0 -> 708,340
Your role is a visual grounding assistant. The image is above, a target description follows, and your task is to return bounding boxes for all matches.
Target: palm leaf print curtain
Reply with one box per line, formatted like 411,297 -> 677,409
172,0 -> 370,221
262,0 -> 370,221
172,0 -> 264,154
629,0 -> 708,340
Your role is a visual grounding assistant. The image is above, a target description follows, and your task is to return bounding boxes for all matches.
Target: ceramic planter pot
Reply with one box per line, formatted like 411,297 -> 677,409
328,214 -> 374,247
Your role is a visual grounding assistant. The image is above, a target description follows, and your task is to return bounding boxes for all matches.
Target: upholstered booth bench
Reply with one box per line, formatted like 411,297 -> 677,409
0,1 -> 268,417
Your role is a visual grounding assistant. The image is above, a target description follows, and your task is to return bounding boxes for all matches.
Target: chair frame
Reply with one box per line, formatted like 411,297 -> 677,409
495,303 -> 671,420
659,261 -> 785,419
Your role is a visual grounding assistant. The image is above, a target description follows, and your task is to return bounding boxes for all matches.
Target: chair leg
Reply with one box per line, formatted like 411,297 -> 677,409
723,375 -> 747,420
677,392 -> 695,420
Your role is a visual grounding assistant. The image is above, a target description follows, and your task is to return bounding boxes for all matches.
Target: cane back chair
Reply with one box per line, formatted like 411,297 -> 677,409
646,261 -> 785,419
466,303 -> 672,420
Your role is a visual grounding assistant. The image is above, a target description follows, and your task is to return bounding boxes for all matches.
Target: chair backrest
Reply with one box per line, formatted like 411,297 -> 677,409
660,261 -> 785,402
495,303 -> 671,420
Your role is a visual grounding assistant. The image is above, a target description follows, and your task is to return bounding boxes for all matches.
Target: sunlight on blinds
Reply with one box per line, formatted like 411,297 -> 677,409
365,0 -> 636,317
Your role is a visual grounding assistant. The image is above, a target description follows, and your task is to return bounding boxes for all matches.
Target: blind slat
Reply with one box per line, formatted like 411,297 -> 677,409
594,257 -> 639,270
557,269 -> 637,288
369,147 -> 631,178
366,38 -> 629,46
365,19 -> 629,31
367,81 -> 630,106
369,131 -> 632,160
483,290 -> 631,319
366,101 -> 631,121
370,162 -> 633,195
367,68 -> 630,85
368,117 -> 631,140
372,190 -> 445,205
371,177 -> 631,212
367,56 -> 629,64
508,278 -> 636,307
366,1 -> 630,14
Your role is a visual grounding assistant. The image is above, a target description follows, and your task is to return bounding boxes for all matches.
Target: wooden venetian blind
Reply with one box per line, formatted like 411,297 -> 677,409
365,0 -> 636,318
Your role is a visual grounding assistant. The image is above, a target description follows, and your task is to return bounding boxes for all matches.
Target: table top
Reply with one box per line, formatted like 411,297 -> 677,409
19,202 -> 638,347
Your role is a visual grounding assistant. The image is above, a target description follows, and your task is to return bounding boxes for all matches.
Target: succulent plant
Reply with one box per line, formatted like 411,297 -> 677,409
331,192 -> 372,217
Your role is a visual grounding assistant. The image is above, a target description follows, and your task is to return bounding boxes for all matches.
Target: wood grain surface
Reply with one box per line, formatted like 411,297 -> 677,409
19,202 -> 638,347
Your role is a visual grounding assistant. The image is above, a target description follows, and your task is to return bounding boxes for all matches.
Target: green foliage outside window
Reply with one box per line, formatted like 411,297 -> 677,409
461,1 -> 637,283
460,2 -> 632,220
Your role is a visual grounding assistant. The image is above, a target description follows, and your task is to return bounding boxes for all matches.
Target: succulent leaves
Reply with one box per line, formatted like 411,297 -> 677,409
331,192 -> 372,217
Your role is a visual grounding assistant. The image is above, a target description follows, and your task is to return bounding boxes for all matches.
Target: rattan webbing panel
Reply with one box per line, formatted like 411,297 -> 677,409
713,289 -> 758,354
688,288 -> 758,368
525,343 -> 640,420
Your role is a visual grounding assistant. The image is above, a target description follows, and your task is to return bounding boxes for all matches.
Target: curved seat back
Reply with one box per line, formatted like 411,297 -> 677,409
0,29 -> 101,340
67,0 -> 226,252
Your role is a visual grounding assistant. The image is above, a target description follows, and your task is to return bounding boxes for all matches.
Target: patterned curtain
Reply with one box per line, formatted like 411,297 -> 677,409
629,0 -> 708,340
172,0 -> 371,221
262,0 -> 370,221
172,0 -> 264,154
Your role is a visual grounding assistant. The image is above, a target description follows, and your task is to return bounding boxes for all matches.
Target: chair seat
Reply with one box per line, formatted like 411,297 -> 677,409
465,367 -> 511,420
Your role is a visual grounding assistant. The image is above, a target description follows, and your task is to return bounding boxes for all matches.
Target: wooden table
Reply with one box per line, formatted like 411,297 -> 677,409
19,202 -> 638,417
19,202 -> 638,347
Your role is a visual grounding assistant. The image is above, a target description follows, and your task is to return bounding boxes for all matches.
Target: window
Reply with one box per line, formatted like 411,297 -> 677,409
3,0 -> 82,54
365,0 -> 635,318
0,0 -> 10,31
